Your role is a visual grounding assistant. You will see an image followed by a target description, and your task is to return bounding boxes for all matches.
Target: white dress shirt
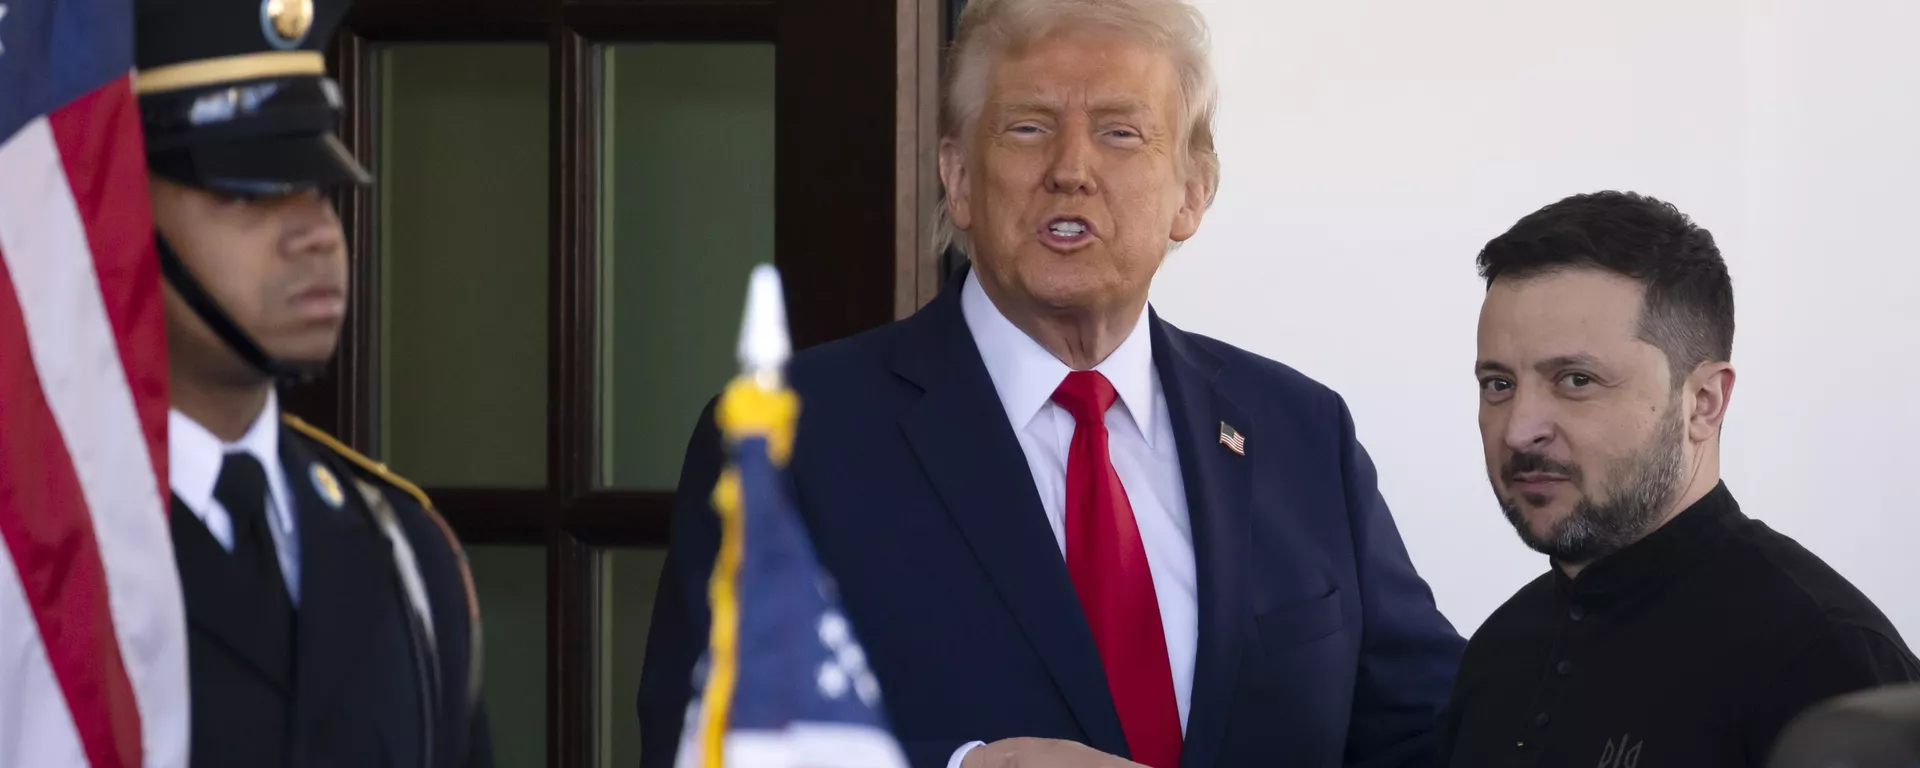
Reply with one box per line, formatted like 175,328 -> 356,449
169,391 -> 301,603
949,272 -> 1197,767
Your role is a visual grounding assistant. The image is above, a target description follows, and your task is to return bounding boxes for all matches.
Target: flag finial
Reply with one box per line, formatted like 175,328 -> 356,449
737,264 -> 791,387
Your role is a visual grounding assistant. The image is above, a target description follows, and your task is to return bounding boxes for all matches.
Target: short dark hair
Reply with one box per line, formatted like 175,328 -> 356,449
1477,191 -> 1734,387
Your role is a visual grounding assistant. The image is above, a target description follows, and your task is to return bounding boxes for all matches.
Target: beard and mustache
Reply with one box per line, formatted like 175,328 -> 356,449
1497,404 -> 1686,566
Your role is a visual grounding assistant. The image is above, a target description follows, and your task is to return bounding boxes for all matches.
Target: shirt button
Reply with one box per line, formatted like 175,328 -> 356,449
1569,605 -> 1586,621
1557,660 -> 1573,675
1534,712 -> 1551,727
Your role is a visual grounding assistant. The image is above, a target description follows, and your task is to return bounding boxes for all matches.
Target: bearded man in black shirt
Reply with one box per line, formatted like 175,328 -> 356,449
1439,190 -> 1918,767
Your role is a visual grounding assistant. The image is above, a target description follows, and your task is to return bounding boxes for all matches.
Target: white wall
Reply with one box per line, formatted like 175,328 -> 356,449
1152,0 -> 1920,639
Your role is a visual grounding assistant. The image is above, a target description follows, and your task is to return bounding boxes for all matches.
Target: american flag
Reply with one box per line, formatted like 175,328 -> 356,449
676,267 -> 909,768
0,0 -> 191,765
1218,421 -> 1245,455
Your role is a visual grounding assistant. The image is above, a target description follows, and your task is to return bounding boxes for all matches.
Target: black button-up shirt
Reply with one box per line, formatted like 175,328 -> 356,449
1438,482 -> 1919,767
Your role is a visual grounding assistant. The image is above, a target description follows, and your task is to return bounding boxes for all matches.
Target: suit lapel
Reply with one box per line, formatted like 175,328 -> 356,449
1150,314 -> 1252,768
171,495 -> 293,693
890,282 -> 1131,756
281,432 -> 394,744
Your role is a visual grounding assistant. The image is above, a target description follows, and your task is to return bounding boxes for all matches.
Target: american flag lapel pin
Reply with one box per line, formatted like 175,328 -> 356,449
1219,422 -> 1246,455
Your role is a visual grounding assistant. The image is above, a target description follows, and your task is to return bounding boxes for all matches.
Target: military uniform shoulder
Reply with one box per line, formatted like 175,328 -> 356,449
281,413 -> 435,512
282,414 -> 489,714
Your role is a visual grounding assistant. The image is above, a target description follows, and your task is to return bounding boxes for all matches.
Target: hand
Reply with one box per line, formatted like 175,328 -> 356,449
960,738 -> 1147,768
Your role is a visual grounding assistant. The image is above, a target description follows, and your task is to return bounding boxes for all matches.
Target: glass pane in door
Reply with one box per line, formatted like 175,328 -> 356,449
468,544 -> 549,767
597,43 -> 775,490
379,43 -> 550,488
596,546 -> 670,767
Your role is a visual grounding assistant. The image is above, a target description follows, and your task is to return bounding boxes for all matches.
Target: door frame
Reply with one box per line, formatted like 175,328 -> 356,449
288,1 -> 945,763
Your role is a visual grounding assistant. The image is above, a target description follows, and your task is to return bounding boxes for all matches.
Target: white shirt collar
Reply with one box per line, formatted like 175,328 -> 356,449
169,390 -> 294,532
960,269 -> 1160,448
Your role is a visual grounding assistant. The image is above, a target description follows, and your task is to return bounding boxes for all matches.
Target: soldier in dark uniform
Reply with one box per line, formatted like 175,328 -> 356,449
133,0 -> 493,764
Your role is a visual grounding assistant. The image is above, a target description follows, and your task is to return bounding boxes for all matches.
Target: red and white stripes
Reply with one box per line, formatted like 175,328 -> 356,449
0,76 -> 189,768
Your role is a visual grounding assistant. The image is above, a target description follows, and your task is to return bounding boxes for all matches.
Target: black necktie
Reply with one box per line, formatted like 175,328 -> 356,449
215,452 -> 278,580
214,452 -> 295,674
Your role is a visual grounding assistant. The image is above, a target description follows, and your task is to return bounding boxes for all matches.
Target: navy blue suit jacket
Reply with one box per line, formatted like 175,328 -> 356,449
639,276 -> 1464,767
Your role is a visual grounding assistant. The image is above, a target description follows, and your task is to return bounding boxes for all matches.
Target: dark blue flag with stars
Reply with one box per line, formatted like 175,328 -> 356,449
676,267 -> 909,768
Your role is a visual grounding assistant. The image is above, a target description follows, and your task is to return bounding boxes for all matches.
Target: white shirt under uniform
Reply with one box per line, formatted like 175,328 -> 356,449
168,390 -> 302,603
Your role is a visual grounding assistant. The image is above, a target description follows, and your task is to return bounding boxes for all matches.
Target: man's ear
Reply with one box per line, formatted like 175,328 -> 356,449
1686,361 -> 1736,443
939,136 -> 972,231
1169,171 -> 1209,243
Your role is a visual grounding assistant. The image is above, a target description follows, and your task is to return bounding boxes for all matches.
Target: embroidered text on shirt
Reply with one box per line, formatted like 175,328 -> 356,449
1596,733 -> 1643,768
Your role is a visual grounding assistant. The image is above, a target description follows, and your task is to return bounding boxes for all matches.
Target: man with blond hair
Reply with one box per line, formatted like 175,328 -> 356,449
639,0 -> 1464,765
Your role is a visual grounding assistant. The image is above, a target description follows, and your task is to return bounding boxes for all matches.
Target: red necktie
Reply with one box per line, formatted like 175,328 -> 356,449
1051,370 -> 1182,768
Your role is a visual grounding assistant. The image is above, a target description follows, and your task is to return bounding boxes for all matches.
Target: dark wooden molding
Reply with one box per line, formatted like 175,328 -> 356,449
430,488 -> 556,543
547,532 -> 594,768
564,0 -> 774,41
347,0 -> 773,42
549,26 -> 598,503
548,24 -> 599,768
895,0 -> 943,317
346,0 -> 546,41
336,29 -> 382,453
776,0 -> 900,349
285,29 -> 381,448
349,19 -> 548,41
429,488 -> 670,547
933,0 -> 967,296
562,491 -> 673,546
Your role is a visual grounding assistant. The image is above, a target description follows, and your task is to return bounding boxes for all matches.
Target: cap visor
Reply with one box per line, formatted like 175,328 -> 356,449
174,133 -> 371,194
